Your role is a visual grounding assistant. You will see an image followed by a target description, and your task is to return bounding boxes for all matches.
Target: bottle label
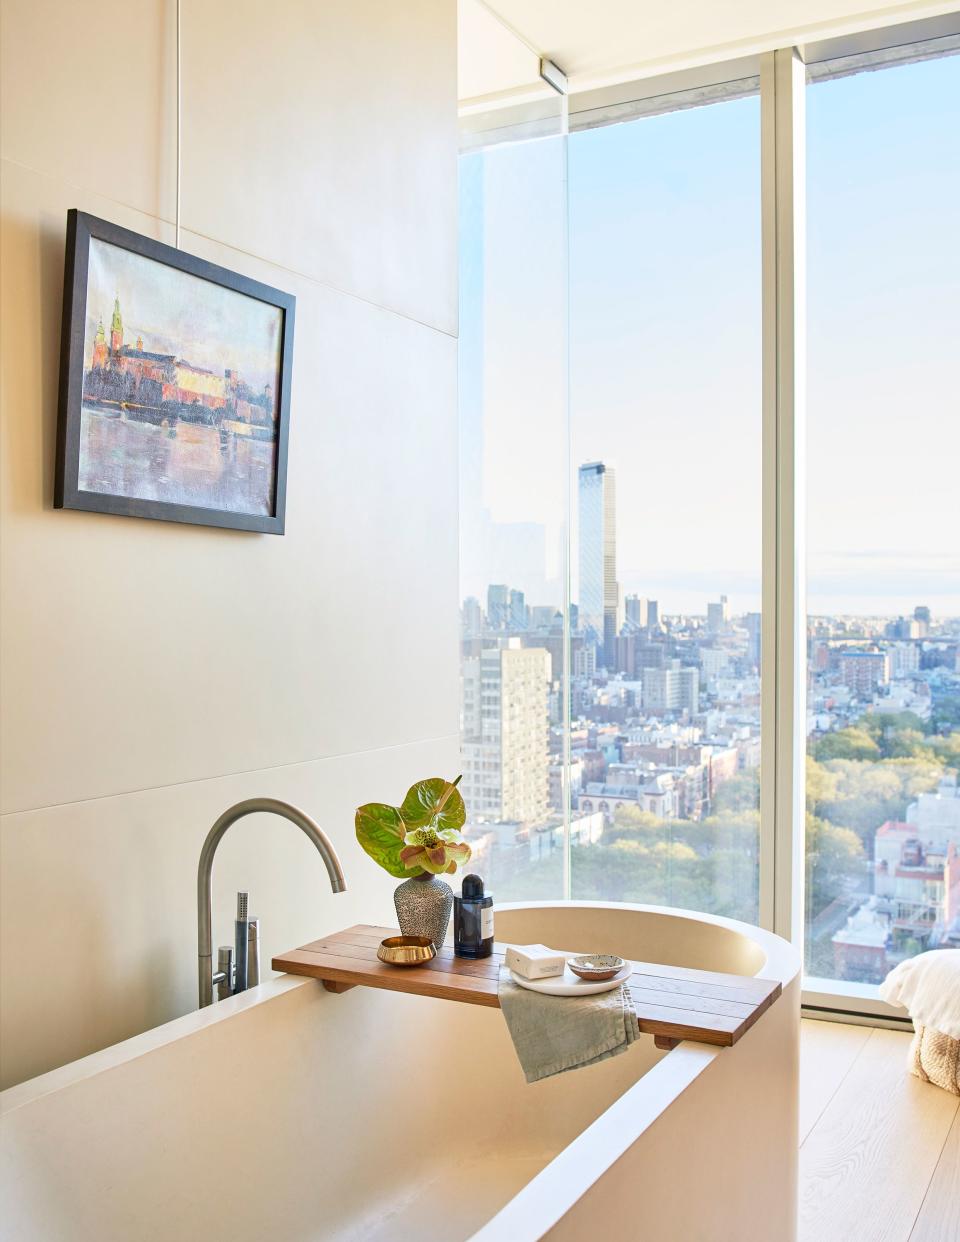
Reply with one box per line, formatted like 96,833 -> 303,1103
482,907 -> 494,940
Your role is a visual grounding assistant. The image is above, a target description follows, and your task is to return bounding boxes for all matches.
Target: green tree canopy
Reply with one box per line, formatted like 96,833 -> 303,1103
805,812 -> 866,923
812,728 -> 881,762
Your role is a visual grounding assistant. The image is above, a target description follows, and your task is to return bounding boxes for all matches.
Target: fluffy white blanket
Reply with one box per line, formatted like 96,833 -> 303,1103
880,950 -> 960,1039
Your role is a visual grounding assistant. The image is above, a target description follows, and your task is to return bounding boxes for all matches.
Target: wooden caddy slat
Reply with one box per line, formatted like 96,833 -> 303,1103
272,925 -> 782,1048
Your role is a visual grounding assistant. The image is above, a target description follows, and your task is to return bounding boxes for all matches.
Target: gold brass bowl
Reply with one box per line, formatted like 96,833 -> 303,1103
377,935 -> 436,966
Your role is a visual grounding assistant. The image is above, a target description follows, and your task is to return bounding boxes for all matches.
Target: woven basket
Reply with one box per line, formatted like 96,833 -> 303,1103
909,1024 -> 960,1096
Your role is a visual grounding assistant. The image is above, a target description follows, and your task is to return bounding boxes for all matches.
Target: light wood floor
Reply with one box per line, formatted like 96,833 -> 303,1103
799,1018 -> 959,1242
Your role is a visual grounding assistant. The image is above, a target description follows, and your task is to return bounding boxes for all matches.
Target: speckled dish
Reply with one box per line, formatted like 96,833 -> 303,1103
567,954 -> 626,982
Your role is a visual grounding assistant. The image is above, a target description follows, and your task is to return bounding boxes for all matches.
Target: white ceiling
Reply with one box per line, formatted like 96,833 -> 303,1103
458,0 -> 959,105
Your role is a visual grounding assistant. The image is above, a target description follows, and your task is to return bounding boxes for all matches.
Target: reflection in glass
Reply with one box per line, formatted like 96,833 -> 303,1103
458,126 -> 569,901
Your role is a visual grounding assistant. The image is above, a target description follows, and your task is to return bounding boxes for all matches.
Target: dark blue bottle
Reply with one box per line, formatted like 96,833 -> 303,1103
454,873 -> 494,958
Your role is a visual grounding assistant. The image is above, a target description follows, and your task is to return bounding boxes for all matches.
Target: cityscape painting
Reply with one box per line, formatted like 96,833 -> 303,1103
55,211 -> 295,533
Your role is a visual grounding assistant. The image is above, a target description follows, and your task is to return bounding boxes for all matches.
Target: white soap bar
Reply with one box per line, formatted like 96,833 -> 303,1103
504,943 -> 567,980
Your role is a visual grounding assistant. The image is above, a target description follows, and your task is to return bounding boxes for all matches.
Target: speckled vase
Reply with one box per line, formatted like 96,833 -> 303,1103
393,874 -> 454,948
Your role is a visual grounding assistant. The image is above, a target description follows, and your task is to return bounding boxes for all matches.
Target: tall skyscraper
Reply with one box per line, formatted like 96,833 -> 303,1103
461,596 -> 483,638
707,595 -> 729,633
625,595 -> 648,630
461,640 -> 550,824
508,588 -> 527,630
486,584 -> 509,629
746,612 -> 762,668
578,462 -> 618,669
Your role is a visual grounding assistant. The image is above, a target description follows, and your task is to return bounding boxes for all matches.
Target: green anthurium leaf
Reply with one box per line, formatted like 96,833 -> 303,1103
399,776 -> 466,834
355,801 -> 411,879
355,776 -> 467,879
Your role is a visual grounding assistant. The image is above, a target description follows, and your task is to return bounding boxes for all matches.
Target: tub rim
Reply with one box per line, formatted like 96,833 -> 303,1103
495,898 -> 799,978
0,974 -> 309,1118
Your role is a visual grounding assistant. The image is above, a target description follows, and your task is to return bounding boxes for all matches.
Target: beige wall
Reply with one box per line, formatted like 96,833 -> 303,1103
0,0 -> 459,1089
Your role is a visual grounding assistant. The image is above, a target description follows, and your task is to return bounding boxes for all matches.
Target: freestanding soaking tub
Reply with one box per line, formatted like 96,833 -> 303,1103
1,903 -> 801,1241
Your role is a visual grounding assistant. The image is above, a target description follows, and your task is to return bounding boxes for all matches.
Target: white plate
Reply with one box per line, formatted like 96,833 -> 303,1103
509,961 -> 633,997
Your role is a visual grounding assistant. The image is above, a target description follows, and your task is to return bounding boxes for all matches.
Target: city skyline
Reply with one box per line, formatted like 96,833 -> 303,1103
459,559 -> 960,984
462,453 -> 960,625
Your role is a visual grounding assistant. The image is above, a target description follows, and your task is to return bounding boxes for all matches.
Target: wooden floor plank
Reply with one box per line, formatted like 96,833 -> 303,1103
798,1028 -> 958,1242
909,1106 -> 960,1242
798,1019 -> 874,1145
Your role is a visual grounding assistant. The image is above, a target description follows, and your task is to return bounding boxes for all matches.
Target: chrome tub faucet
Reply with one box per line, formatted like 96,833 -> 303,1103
197,797 -> 347,1007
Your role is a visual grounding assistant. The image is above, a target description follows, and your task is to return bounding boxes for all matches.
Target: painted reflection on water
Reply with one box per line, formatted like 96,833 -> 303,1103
80,408 -> 276,515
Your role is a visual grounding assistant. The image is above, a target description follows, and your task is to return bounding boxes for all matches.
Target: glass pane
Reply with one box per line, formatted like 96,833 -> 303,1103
458,114 -> 569,900
805,52 -> 960,985
566,90 -> 763,921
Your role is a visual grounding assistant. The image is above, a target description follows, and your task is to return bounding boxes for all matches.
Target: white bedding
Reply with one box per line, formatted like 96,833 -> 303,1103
880,950 -> 960,1039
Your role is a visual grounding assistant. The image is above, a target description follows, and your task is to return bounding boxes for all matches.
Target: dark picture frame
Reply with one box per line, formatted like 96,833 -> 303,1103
55,210 -> 295,534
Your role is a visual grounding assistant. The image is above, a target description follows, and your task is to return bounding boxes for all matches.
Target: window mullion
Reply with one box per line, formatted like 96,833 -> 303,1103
760,47 -> 807,945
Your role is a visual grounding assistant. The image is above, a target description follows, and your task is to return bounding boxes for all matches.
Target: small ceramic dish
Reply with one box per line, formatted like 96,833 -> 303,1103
377,935 -> 436,966
567,953 -> 626,981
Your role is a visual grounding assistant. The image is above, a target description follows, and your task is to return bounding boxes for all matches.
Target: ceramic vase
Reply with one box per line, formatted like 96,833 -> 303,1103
393,873 -> 454,948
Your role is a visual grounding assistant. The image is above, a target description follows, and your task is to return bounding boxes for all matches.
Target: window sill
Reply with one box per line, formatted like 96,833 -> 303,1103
802,974 -> 914,1028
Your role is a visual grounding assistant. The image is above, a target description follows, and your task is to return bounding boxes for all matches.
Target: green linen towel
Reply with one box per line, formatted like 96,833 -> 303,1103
498,965 -> 641,1083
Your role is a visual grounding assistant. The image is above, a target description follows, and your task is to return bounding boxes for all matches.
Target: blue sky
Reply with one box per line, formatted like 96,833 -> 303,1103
460,52 -> 959,618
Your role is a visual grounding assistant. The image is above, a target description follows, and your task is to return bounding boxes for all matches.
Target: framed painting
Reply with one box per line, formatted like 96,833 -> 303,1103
55,210 -> 295,534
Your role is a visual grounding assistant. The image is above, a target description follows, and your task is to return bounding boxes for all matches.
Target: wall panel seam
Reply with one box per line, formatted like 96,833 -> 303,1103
0,156 -> 458,341
0,732 -> 462,820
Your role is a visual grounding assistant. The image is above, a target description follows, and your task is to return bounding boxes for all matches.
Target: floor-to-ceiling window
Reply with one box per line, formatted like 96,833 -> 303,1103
566,87 -> 762,922
803,48 -> 960,992
459,23 -> 959,1016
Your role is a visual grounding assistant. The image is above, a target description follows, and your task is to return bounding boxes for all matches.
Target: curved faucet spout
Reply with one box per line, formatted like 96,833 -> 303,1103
197,797 -> 346,1007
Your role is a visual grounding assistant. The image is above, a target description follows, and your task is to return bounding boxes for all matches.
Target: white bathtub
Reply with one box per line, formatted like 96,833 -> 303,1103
1,903 -> 801,1241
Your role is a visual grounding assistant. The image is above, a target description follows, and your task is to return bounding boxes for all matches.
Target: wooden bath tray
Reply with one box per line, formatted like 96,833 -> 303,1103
273,925 -> 781,1049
